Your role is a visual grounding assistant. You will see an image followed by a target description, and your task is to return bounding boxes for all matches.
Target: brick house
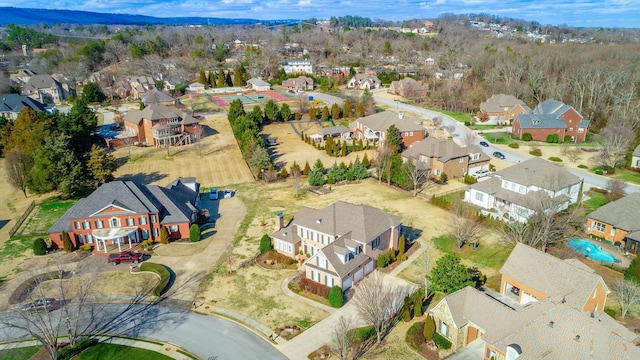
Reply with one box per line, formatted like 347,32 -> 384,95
430,244 -> 633,360
464,157 -> 582,222
123,104 -> 201,147
350,111 -> 427,149
401,137 -> 490,179
282,76 -> 314,92
479,94 -> 530,125
270,201 -> 402,290
586,192 -> 640,253
0,94 -> 47,120
21,74 -> 66,104
512,99 -> 590,142
388,77 -> 428,98
48,178 -> 200,252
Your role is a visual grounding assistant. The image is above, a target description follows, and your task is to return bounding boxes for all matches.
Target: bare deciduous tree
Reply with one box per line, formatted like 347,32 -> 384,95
375,148 -> 391,185
450,200 -> 484,248
560,143 -> 582,162
461,131 -> 476,147
612,279 -> 640,318
296,93 -> 309,115
403,160 -> 429,196
605,178 -> 627,203
330,315 -> 356,360
431,116 -> 442,130
595,124 -> 634,169
5,147 -> 29,197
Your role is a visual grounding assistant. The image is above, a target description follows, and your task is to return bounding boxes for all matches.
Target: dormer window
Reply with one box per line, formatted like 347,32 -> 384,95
316,218 -> 322,224
532,120 -> 539,125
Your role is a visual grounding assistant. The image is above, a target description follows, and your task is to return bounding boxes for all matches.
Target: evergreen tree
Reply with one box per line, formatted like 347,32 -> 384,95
321,106 -> 330,120
397,234 -> 406,261
423,315 -> 435,341
414,288 -> 424,317
343,98 -> 352,118
279,167 -> 289,179
354,102 -> 365,118
160,226 -> 170,244
352,158 -> 368,180
210,71 -> 216,87
260,234 -> 273,254
325,137 -> 334,156
341,141 -> 347,157
199,69 -> 207,88
362,153 -> 370,168
386,124 -> 403,154
427,253 -> 474,294
249,105 -> 264,125
280,103 -> 292,122
303,160 -> 311,176
217,70 -> 225,88
62,231 -> 73,252
86,144 -> 117,190
189,224 -> 201,242
233,65 -> 246,86
59,97 -> 98,153
308,107 -> 317,120
328,286 -> 344,308
264,99 -> 280,123
331,103 -> 341,120
308,159 -> 325,186
402,295 -> 412,322
625,256 -> 640,284
81,82 -> 105,103
228,99 -> 246,124
32,238 -> 47,255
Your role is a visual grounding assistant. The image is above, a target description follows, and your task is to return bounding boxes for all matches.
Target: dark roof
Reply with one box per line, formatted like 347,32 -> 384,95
588,192 -> 640,232
517,99 -> 590,129
351,110 -> 425,133
48,178 -> 199,233
318,126 -> 350,136
123,104 -> 198,126
0,94 -> 46,114
401,137 -> 469,162
140,88 -> 175,106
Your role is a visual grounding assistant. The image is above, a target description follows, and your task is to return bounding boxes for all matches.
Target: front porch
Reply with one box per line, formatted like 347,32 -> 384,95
92,226 -> 139,253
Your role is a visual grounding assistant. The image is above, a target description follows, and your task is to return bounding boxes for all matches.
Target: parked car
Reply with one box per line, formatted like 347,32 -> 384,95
21,298 -> 56,312
108,251 -> 142,266
493,151 -> 506,159
479,141 -> 489,147
223,189 -> 233,198
511,286 -> 520,296
209,188 -> 219,200
472,169 -> 489,178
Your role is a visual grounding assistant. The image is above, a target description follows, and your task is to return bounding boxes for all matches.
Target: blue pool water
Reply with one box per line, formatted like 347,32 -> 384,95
568,239 -> 619,263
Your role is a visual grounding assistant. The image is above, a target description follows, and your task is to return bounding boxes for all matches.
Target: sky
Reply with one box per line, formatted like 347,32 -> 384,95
1,0 -> 638,28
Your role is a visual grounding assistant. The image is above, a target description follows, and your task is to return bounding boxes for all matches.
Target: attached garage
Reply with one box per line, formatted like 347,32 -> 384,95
342,275 -> 353,291
354,268 -> 364,283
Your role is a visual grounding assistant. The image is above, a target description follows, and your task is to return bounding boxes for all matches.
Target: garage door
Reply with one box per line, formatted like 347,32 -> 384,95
364,260 -> 374,274
354,268 -> 364,282
521,291 -> 538,305
342,276 -> 353,291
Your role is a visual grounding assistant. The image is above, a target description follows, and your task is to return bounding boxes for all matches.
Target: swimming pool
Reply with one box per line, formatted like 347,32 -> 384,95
568,239 -> 619,263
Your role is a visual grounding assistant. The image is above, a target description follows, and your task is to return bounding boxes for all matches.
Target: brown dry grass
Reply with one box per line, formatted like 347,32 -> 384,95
33,271 -> 158,299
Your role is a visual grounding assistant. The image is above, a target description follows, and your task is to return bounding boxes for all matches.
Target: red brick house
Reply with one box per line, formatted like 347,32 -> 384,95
479,94 -> 530,125
123,104 -> 201,147
350,110 -> 427,149
585,192 -> 640,253
512,99 -> 590,142
48,178 -> 200,252
401,137 -> 490,179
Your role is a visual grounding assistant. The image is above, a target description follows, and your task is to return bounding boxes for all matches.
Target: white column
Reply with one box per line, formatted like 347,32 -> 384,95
95,239 -> 101,252
117,238 -> 122,252
103,240 -> 108,253
128,236 -> 132,249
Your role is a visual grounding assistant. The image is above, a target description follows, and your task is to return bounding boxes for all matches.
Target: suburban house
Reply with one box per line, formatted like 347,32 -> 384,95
48,178 -> 200,252
282,76 -> 314,92
140,88 -> 175,107
188,82 -> 206,93
350,111 -> 427,149
314,126 -> 351,141
434,70 -> 464,80
464,157 -> 582,222
113,76 -> 132,99
512,99 -> 590,142
347,74 -> 383,90
21,74 -> 66,104
0,94 -> 47,120
123,104 -> 201,147
586,192 -> 640,254
430,244 -> 635,360
401,137 -> 490,179
631,145 -> 640,169
128,75 -> 156,99
479,94 -> 530,125
246,78 -> 271,91
388,77 -> 428,98
270,201 -> 402,290
280,59 -> 313,74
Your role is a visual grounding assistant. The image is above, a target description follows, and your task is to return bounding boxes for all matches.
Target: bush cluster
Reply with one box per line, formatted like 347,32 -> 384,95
548,156 -> 562,162
529,148 -> 542,156
139,240 -> 154,251
564,135 -> 572,143
546,134 -> 560,143
430,195 -> 452,210
463,175 -> 477,185
300,277 -> 331,298
508,142 -> 519,149
328,286 -> 344,308
578,164 -> 588,169
265,250 -> 296,265
32,238 -> 47,256
522,133 -> 532,141
433,332 -> 452,349
377,252 -> 391,268
78,244 -> 93,252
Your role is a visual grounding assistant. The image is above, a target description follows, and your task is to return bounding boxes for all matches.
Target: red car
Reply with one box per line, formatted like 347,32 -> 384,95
108,251 -> 142,265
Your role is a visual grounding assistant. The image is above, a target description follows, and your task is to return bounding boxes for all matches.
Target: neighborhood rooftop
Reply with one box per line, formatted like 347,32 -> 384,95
492,157 -> 581,190
352,110 -> 425,132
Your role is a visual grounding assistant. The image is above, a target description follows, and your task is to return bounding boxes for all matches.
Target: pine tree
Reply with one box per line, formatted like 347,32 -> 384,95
210,71 -> 216,87
423,315 -> 435,341
199,69 -> 207,88
217,70 -> 225,88
189,224 -> 201,242
402,295 -> 412,322
321,106 -> 330,120
343,98 -> 352,118
362,153 -> 370,168
303,161 -> 311,176
354,102 -> 365,118
233,65 -> 245,86
331,103 -> 341,120
414,288 -> 424,317
281,103 -> 292,122
279,167 -> 289,179
309,107 -> 317,120
397,234 -> 406,261
62,231 -> 74,252
160,226 -> 170,244
341,141 -> 347,157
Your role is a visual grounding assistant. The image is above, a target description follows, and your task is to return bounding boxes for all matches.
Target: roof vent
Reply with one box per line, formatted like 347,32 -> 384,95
561,296 -> 566,304
283,232 -> 288,236
574,335 -> 580,342
548,321 -> 554,328
316,218 -> 322,224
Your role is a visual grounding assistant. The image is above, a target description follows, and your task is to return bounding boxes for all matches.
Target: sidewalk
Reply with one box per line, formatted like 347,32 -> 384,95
211,307 -> 287,345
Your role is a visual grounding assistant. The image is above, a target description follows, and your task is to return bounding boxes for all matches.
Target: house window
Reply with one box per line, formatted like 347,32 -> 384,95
86,234 -> 93,243
459,157 -> 464,163
170,225 -> 179,233
152,228 -> 159,237
410,131 -> 413,136
83,221 -> 90,229
126,218 -> 134,226
74,221 -> 81,229
502,180 -> 508,188
110,218 -> 120,227
438,320 -> 449,338
95,220 -> 104,229
611,227 -> 616,237
569,127 -> 574,131
312,232 -> 318,242
593,221 -> 606,232
475,192 -> 484,202
519,185 -> 525,193
150,215 -> 157,223
77,234 -> 84,244
372,236 -> 380,249
139,217 -> 147,225
141,230 -> 149,240
486,348 -> 497,360
434,169 -> 440,176
578,128 -> 585,133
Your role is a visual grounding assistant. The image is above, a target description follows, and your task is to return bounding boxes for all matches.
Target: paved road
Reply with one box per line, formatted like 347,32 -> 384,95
374,95 -> 640,194
307,92 -> 345,107
0,304 -> 287,360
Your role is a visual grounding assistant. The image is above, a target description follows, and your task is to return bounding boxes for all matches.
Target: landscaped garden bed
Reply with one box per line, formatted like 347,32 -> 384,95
256,251 -> 298,270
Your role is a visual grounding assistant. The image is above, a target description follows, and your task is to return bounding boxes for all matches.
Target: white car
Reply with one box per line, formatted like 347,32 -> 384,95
471,169 -> 489,178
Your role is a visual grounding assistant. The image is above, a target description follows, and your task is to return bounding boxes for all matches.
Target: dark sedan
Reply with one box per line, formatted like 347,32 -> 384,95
493,151 -> 506,159
479,141 -> 489,147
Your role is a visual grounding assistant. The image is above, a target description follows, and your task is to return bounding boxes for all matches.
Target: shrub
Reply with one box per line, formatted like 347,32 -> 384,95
522,133 -> 532,141
548,156 -> 562,162
423,314 -> 436,341
259,234 -> 273,254
402,295 -> 412,322
57,339 -> 98,360
32,238 -> 47,256
508,142 -> 519,149
433,332 -> 452,349
546,134 -> 559,143
377,253 -> 391,268
79,244 -> 93,252
265,250 -> 296,265
300,277 -> 331,298
328,286 -> 344,308
625,256 -> 640,284
413,288 -> 424,317
529,148 -> 542,156
189,224 -> 201,242
62,231 -> 74,252
160,227 -> 170,244
440,172 -> 448,184
356,326 -> 376,342
605,309 -> 616,318
595,168 -> 604,175
463,175 -> 477,185
140,262 -> 171,296
406,321 -> 425,350
606,166 -> 615,175
578,164 -> 588,169
397,234 -> 406,261
586,133 -> 594,142
564,135 -> 572,143
388,248 -> 397,262
140,240 -> 154,251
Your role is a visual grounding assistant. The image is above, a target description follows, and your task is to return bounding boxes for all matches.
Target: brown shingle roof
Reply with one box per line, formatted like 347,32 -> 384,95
587,192 -> 640,232
492,157 -> 580,190
401,137 -> 470,162
480,94 -> 528,113
352,110 -> 425,133
433,286 -> 516,329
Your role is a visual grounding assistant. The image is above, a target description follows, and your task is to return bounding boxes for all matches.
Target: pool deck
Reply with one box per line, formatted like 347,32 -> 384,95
576,237 -> 634,269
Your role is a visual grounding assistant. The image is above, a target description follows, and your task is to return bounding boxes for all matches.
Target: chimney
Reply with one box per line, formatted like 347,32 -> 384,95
574,335 -> 580,342
398,111 -> 404,120
275,211 -> 284,231
548,321 -> 554,328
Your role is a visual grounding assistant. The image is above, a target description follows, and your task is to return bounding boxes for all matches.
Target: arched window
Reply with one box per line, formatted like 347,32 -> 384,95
110,217 -> 121,227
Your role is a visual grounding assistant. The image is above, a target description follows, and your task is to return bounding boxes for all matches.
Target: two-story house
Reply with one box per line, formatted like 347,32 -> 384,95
140,88 -> 175,107
585,192 -> 640,254
48,178 -> 200,252
464,157 -> 582,222
123,104 -> 201,147
388,77 -> 428,99
282,76 -> 314,92
479,94 -> 530,125
280,59 -> 313,75
429,244 -> 637,360
350,111 -> 427,150
401,137 -> 490,179
21,74 -> 66,104
512,99 -> 590,142
347,74 -> 382,90
270,201 -> 402,290
0,94 -> 47,120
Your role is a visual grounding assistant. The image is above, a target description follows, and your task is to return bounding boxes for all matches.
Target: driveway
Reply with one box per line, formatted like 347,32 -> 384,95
307,92 -> 345,108
447,339 -> 485,360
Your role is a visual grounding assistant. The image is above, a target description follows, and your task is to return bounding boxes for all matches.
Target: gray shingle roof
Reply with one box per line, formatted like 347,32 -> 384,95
480,94 -> 528,113
351,110 -> 425,133
0,94 -> 46,114
588,192 -> 640,232
318,126 -> 350,136
124,104 -> 198,126
140,88 -> 174,105
517,99 -> 590,129
24,74 -> 59,91
307,235 -> 374,278
434,286 -> 516,329
48,178 -> 198,233
401,137 -> 470,162
500,243 -> 608,309
491,157 -> 580,190
247,78 -> 270,87
633,144 -> 640,157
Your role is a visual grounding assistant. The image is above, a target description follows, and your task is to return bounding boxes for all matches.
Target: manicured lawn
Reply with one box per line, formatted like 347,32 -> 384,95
611,169 -> 640,185
18,199 -> 76,236
0,345 -> 41,360
430,109 -> 472,123
583,192 -> 607,210
76,343 -> 172,360
432,235 -> 511,269
472,124 -> 498,130
481,132 -> 513,145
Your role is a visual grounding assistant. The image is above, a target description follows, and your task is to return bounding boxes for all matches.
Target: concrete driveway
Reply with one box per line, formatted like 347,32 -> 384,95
447,339 -> 485,360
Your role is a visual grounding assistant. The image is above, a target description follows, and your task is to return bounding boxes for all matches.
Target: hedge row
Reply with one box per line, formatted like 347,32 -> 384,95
300,277 -> 331,298
265,250 -> 296,265
140,262 -> 171,296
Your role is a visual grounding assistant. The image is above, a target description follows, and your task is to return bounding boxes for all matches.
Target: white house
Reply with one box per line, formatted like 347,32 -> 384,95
281,59 -> 313,74
246,78 -> 271,91
632,145 -> 640,169
464,157 -> 582,222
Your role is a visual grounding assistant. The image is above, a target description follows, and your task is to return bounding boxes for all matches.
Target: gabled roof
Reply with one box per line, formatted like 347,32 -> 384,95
517,99 -> 590,129
282,76 -> 314,87
588,192 -> 640,232
633,144 -> 640,157
318,126 -> 350,136
140,88 -> 174,105
500,243 -> 609,309
307,235 -> 373,278
0,94 -> 47,114
24,74 -> 60,91
491,157 -> 580,191
48,178 -> 199,234
247,78 -> 270,87
123,104 -> 198,126
401,137 -> 469,162
480,94 -> 528,113
432,286 -> 515,330
352,110 -> 425,133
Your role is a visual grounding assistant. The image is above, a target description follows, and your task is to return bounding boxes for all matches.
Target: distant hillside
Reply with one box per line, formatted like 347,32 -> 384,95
0,7 -> 264,26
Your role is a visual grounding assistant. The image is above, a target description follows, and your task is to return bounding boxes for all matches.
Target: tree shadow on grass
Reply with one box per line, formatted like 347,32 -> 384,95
117,172 -> 167,184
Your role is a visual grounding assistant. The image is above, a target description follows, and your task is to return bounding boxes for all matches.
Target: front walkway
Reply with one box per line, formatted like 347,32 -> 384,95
447,339 -> 485,360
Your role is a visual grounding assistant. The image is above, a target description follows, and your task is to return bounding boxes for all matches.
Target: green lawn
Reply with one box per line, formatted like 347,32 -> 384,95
583,192 -> 607,210
429,109 -> 472,123
17,199 -> 76,236
481,132 -> 513,145
0,345 -> 41,360
76,343 -> 172,360
471,124 -> 498,131
432,235 -> 511,269
611,169 -> 640,185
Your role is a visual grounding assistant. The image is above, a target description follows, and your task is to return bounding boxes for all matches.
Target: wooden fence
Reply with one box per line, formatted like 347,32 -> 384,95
8,200 -> 37,237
